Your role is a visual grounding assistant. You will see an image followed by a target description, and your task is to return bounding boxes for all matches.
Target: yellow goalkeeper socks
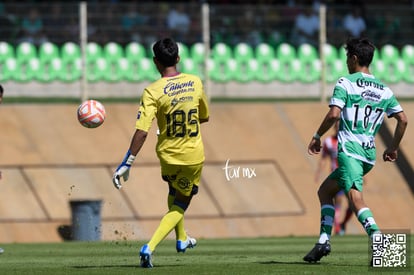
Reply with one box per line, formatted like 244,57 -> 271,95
168,194 -> 187,241
147,205 -> 185,252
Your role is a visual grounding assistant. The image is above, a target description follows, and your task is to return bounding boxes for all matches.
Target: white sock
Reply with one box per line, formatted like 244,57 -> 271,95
318,233 -> 329,244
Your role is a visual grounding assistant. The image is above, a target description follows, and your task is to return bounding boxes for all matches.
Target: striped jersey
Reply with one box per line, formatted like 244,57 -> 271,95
330,72 -> 403,165
135,72 -> 209,165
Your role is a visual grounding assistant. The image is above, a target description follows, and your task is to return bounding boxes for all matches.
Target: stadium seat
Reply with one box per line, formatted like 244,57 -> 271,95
86,42 -> 103,63
401,45 -> 414,83
297,43 -> 318,63
60,42 -> 81,64
233,58 -> 258,83
125,42 -> 146,62
104,57 -> 128,82
326,59 -> 347,83
179,58 -> 202,78
212,43 -> 232,62
0,57 -> 18,81
0,41 -> 14,63
14,57 -> 40,82
321,43 -> 338,63
380,44 -> 400,63
59,58 -> 81,82
38,42 -> 60,64
36,57 -> 63,82
381,59 -> 406,83
276,58 -> 302,83
208,58 -> 236,83
140,57 -> 159,82
255,43 -> 275,63
298,59 -> 320,83
87,57 -> 108,82
103,42 -> 124,63
190,42 -> 205,63
255,58 -> 279,83
233,43 -> 254,63
177,42 -> 190,61
16,42 -> 37,64
401,44 -> 414,62
276,43 -> 296,62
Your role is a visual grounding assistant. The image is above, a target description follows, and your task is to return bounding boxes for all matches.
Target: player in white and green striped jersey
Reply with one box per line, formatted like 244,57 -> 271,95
303,37 -> 408,264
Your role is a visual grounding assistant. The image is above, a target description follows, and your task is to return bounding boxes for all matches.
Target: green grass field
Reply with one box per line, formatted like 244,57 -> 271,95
0,235 -> 412,274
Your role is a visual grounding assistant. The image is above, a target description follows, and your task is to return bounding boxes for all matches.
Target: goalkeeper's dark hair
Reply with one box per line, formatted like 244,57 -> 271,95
153,38 -> 179,67
345,37 -> 375,67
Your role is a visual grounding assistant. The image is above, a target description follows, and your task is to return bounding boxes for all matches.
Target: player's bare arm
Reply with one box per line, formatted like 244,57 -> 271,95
383,111 -> 408,162
308,106 -> 341,155
129,129 -> 148,156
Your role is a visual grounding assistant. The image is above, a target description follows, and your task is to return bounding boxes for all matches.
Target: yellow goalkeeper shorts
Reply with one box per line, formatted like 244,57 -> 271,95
160,162 -> 203,197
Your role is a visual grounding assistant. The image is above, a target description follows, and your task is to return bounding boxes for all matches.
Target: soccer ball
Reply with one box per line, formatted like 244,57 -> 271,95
77,99 -> 106,128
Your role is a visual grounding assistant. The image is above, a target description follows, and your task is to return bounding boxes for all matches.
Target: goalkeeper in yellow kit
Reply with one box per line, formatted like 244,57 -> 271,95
112,37 -> 209,268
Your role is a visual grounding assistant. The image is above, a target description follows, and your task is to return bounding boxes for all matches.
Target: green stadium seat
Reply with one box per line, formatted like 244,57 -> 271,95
103,42 -> 124,63
401,45 -> 414,83
276,58 -> 302,83
276,43 -> 296,62
298,59 -> 320,83
233,58 -> 258,83
255,58 -> 279,83
297,43 -> 318,63
39,42 -> 60,64
36,57 -> 63,82
87,57 -> 107,82
180,58 -> 202,78
401,44 -> 414,62
338,44 -> 346,61
177,42 -> 190,61
322,43 -> 338,63
380,44 -> 400,63
208,58 -> 236,83
0,57 -> 18,81
326,59 -> 347,83
212,43 -> 232,62
59,58 -> 81,82
16,42 -> 37,64
255,43 -> 275,63
86,42 -> 103,63
15,57 -> 40,82
190,42 -> 205,63
381,59 -> 406,83
233,42 -> 254,63
139,57 -> 159,82
125,42 -> 146,62
0,41 -> 14,63
61,42 -> 81,64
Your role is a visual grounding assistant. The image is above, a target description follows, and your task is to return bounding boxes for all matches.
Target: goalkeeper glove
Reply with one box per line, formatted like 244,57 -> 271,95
112,150 -> 136,189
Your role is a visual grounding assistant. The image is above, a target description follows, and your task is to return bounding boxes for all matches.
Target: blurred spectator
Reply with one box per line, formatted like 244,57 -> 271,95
0,3 -> 18,43
121,3 -> 150,45
374,12 -> 401,46
44,3 -> 67,45
290,6 -> 319,47
342,7 -> 366,38
18,7 -> 48,45
166,4 -> 191,43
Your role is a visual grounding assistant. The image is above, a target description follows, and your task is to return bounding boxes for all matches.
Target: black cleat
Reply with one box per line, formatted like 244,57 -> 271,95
303,241 -> 331,263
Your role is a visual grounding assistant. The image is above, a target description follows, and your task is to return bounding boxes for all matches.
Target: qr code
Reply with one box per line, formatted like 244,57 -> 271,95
372,233 -> 407,268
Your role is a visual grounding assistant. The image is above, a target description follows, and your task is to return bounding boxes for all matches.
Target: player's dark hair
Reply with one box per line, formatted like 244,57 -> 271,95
0,84 -> 3,94
153,38 -> 179,67
345,37 -> 375,67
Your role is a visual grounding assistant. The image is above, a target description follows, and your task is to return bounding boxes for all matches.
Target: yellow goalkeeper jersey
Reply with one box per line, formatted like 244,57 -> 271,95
135,73 -> 209,165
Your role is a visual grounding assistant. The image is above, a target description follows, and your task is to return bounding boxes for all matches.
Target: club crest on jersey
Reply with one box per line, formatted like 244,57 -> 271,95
361,90 -> 381,102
